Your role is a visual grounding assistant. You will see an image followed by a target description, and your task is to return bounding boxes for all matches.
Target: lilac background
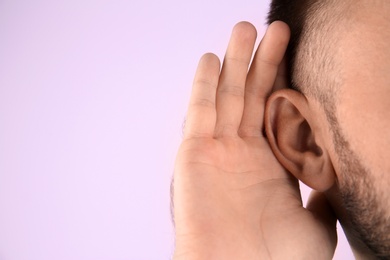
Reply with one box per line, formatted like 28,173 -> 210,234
0,0 -> 353,259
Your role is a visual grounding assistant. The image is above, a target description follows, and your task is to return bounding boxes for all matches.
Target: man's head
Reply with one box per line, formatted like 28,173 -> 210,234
265,0 -> 390,257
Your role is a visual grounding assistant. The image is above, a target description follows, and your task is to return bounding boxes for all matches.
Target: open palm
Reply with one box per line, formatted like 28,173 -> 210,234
173,21 -> 337,260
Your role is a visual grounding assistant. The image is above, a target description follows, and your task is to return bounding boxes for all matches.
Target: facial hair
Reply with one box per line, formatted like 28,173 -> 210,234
331,120 -> 390,258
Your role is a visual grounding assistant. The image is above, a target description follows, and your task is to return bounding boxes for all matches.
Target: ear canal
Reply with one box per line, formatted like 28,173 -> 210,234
265,89 -> 335,192
297,120 -> 323,156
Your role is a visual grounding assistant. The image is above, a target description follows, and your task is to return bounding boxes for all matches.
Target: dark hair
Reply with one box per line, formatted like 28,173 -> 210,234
266,0 -> 351,107
266,0 -> 315,92
267,2 -> 390,257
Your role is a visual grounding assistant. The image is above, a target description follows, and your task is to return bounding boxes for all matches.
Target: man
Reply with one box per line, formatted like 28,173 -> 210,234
172,0 -> 390,259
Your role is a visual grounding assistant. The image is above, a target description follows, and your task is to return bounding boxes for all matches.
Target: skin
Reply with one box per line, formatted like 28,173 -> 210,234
264,2 -> 390,258
173,3 -> 390,258
326,2 -> 390,257
173,22 -> 336,260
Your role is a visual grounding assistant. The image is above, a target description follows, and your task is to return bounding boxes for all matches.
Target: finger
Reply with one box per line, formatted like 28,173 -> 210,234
184,53 -> 221,139
273,56 -> 289,91
306,191 -> 337,227
239,21 -> 290,137
306,191 -> 338,250
214,22 -> 257,137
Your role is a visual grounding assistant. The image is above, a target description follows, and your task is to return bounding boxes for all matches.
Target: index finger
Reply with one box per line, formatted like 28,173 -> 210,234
272,56 -> 289,91
239,21 -> 290,137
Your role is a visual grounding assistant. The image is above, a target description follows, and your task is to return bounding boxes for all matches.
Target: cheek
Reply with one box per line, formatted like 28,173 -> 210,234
337,88 -> 390,179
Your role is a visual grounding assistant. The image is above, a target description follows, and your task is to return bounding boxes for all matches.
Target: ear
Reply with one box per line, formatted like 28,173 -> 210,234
265,89 -> 335,192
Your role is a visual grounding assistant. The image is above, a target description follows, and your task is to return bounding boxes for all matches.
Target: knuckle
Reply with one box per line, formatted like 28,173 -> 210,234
244,84 -> 259,96
191,98 -> 215,108
238,125 -> 262,137
194,78 -> 217,90
224,56 -> 250,66
219,84 -> 245,97
215,124 -> 237,137
258,55 -> 279,67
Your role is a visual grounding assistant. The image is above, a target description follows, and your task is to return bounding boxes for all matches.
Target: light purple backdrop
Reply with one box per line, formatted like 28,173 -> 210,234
0,0 -> 353,259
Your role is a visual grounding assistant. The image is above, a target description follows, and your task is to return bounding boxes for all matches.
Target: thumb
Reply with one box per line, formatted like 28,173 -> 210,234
306,190 -> 338,249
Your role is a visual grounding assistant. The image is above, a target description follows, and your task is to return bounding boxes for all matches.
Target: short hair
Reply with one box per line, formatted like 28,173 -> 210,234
267,2 -> 390,257
267,0 -> 353,109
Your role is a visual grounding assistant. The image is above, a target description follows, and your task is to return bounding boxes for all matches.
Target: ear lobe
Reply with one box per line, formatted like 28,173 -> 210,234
265,89 -> 335,192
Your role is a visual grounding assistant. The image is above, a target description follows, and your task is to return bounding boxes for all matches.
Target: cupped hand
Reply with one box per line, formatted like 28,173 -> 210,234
173,21 -> 337,260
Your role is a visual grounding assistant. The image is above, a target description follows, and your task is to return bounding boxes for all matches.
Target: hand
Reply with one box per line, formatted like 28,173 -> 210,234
173,21 -> 337,259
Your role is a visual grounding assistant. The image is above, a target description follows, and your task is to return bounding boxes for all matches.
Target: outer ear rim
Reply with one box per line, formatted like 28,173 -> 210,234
264,88 -> 305,165
264,89 -> 336,192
